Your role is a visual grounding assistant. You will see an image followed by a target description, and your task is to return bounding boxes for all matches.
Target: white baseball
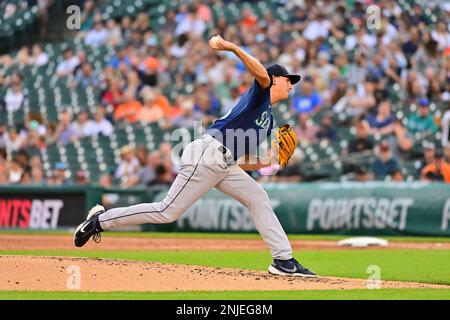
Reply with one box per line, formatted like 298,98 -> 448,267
209,36 -> 220,48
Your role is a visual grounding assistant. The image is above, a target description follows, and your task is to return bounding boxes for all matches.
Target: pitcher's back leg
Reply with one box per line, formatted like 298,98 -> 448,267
215,165 -> 292,260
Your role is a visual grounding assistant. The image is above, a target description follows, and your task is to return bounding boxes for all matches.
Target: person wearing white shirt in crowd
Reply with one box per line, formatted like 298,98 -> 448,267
4,84 -> 24,112
303,12 -> 331,41
174,10 -> 205,36
29,44 -> 49,66
56,49 -> 80,77
115,145 -> 141,187
70,110 -> 97,139
84,20 -> 110,47
345,26 -> 377,52
92,107 -> 113,136
2,127 -> 26,152
431,21 -> 450,51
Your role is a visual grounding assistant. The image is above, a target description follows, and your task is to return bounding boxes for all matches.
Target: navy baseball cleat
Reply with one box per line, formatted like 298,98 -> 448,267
268,257 -> 316,277
73,204 -> 105,247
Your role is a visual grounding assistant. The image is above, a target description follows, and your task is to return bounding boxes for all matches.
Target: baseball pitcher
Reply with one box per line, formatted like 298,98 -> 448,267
74,35 -> 316,277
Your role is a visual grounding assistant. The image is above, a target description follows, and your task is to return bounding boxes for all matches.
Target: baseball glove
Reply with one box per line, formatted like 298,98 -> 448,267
274,124 -> 298,168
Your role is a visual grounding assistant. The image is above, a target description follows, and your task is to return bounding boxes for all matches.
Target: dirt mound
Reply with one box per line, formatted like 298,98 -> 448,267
1,234 -> 450,251
0,256 -> 447,292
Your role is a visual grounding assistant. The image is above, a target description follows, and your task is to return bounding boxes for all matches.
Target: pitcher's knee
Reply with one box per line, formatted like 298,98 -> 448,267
161,212 -> 179,223
159,205 -> 185,223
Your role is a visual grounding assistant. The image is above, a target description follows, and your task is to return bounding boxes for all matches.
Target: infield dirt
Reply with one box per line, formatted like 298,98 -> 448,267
1,255 -> 449,292
1,234 -> 450,292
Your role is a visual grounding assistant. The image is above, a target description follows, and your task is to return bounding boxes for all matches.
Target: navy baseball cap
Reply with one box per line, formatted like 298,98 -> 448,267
266,64 -> 301,84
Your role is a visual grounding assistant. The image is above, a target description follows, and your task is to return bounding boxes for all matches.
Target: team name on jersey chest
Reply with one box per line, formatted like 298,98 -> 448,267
255,110 -> 271,130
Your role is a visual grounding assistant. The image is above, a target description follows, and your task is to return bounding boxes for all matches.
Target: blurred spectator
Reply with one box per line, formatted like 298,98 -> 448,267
411,33 -> 439,74
99,173 -> 119,207
333,81 -> 376,116
303,12 -> 330,41
101,77 -> 124,108
372,140 -> 400,180
354,165 -> 373,182
5,84 -> 25,112
193,84 -> 220,125
109,46 -> 131,70
418,142 -> 436,174
137,87 -> 165,124
159,142 -> 178,175
136,56 -> 159,87
29,44 -> 49,66
431,21 -> 450,50
71,110 -> 97,139
172,98 -> 196,129
56,49 -> 80,77
92,107 -> 113,136
72,62 -> 101,88
140,150 -> 161,186
80,0 -> 98,31
31,165 -> 45,184
347,119 -> 374,153
421,149 -> 450,183
23,114 -> 47,149
75,170 -> 88,185
48,162 -> 69,185
55,110 -> 77,145
8,158 -> 24,184
192,0 -> 212,23
407,98 -> 438,137
402,27 -> 421,58
295,113 -> 319,144
148,164 -> 174,187
367,100 -> 396,136
84,20 -> 110,47
291,78 -> 323,114
114,98 -> 143,124
316,113 -> 337,141
389,169 -> 405,182
393,120 -> 414,154
15,46 -> 30,66
346,25 -> 377,52
2,127 -> 26,152
175,6 -> 206,36
115,145 -> 140,187
106,19 -> 123,47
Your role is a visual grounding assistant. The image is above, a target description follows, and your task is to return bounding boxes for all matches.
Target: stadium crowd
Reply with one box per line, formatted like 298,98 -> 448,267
1,0 -> 450,186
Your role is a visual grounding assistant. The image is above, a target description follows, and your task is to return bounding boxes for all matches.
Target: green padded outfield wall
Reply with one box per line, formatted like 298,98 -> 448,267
137,182 -> 450,236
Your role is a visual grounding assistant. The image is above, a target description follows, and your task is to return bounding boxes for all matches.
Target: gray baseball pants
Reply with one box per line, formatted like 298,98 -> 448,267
98,135 -> 293,260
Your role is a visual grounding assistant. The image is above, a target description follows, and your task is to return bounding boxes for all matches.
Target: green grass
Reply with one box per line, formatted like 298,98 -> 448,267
1,230 -> 450,243
2,249 -> 450,285
1,289 -> 450,300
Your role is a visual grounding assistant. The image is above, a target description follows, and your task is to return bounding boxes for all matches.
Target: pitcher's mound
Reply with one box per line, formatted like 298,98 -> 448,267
0,256 -> 446,292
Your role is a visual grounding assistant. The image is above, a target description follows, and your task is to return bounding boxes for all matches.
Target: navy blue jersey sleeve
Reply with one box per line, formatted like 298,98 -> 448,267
244,79 -> 271,111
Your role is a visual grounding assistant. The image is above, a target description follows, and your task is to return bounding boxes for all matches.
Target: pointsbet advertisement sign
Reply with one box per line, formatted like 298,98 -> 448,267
145,182 -> 450,236
0,186 -> 102,229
